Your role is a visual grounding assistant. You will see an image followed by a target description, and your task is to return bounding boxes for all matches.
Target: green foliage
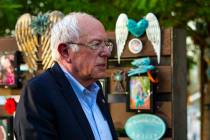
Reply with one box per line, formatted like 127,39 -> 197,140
0,0 -> 210,41
0,0 -> 22,35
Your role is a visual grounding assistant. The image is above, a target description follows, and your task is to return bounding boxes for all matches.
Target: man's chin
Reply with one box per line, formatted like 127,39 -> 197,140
93,72 -> 106,79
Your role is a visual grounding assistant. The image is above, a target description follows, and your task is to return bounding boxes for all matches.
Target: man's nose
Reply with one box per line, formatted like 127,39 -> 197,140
100,46 -> 111,57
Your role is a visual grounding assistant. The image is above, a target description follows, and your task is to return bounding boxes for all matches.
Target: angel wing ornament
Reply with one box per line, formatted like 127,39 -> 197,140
145,13 -> 161,64
115,13 -> 128,64
15,13 -> 38,73
41,11 -> 64,70
15,11 -> 64,74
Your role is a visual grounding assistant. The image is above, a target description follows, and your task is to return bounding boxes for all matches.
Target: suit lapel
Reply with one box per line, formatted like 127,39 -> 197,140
49,63 -> 95,140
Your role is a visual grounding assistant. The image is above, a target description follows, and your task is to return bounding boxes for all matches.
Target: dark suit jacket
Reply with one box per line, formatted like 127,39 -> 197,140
14,63 -> 118,140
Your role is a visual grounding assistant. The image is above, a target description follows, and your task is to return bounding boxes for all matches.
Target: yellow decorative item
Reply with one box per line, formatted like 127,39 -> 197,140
15,11 -> 64,73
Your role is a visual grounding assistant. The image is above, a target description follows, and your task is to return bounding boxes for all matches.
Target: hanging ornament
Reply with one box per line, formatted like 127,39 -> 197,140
15,11 -> 64,73
128,57 -> 155,77
147,70 -> 158,83
131,57 -> 150,66
145,13 -> 161,64
115,13 -> 129,64
113,70 -> 126,93
4,98 -> 17,115
128,38 -> 143,54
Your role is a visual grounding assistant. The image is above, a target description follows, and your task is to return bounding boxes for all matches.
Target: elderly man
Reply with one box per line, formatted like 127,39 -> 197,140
14,12 -> 117,140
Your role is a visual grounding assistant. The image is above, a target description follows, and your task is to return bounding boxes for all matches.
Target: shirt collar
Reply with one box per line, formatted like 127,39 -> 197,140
59,64 -> 100,105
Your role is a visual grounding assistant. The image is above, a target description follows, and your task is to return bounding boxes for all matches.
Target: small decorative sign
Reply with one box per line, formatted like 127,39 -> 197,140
113,70 -> 126,94
124,114 -> 166,140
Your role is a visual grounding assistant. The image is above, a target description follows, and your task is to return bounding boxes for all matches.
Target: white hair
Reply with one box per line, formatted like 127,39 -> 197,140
50,12 -> 93,62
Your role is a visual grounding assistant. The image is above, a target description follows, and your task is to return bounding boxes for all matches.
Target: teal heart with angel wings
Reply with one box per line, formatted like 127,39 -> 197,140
127,18 -> 148,37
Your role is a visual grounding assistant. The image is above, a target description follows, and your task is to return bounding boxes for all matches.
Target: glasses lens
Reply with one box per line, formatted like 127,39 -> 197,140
105,41 -> 113,52
86,40 -> 113,52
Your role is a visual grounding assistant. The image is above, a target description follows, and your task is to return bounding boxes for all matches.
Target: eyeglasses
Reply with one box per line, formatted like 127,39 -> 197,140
66,40 -> 113,52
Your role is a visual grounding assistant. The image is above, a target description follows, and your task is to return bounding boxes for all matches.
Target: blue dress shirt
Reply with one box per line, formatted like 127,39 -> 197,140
60,65 -> 113,140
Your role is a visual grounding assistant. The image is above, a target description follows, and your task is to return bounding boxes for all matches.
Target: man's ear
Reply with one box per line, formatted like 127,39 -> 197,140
57,43 -> 71,63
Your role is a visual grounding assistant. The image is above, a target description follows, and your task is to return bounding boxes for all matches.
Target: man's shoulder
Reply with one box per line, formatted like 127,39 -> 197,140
20,69 -> 61,99
27,69 -> 54,88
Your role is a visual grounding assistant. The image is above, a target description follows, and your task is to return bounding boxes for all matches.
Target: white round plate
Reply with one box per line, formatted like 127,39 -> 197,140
128,38 -> 143,54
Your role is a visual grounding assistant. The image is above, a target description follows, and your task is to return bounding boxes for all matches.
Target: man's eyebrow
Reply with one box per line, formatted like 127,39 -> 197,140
88,38 -> 109,43
88,39 -> 102,44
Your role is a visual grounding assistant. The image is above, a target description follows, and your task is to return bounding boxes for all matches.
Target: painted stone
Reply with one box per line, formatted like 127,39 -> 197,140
124,114 -> 166,140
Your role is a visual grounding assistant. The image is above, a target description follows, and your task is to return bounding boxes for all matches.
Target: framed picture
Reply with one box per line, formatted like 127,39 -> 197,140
0,51 -> 22,88
0,116 -> 13,140
126,73 -> 155,113
99,78 -> 109,100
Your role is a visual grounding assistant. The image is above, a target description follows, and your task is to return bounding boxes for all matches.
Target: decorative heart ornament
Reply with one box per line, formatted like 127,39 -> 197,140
127,18 -> 148,37
15,11 -> 64,73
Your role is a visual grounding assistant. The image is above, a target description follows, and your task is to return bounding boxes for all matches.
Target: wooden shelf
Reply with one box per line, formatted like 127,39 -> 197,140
108,94 -> 127,103
0,88 -> 21,96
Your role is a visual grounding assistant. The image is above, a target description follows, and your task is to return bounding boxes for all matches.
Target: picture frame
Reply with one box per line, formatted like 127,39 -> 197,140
0,116 -> 13,140
126,72 -> 155,113
0,51 -> 22,89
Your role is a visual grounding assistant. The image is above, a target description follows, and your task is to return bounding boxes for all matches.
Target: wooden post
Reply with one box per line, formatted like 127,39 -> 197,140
172,29 -> 187,140
201,48 -> 210,140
